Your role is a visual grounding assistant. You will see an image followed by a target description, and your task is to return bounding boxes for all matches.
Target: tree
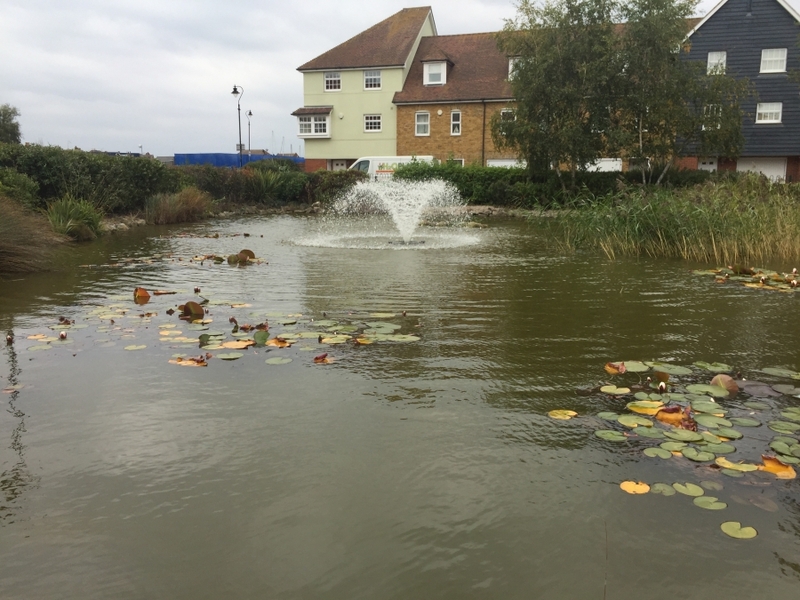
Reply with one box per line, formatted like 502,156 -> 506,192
0,104 -> 22,144
494,0 -> 621,190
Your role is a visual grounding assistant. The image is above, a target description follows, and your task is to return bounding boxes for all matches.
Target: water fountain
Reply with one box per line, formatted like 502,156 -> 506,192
298,179 -> 480,250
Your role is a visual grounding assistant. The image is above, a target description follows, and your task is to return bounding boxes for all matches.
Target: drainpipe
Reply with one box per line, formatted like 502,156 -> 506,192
481,100 -> 486,166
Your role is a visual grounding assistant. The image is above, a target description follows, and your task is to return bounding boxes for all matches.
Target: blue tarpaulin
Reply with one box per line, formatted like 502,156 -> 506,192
173,154 -> 305,168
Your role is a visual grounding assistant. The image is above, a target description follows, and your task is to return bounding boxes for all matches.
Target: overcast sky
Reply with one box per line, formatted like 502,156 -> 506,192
2,0 -> 729,157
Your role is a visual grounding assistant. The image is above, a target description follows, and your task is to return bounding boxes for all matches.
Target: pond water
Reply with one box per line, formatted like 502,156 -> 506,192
0,216 -> 799,599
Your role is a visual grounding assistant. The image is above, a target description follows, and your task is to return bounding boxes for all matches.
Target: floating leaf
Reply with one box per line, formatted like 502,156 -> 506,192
265,356 -> 293,365
650,363 -> 693,375
715,457 -> 758,472
369,312 -> 396,318
660,441 -> 687,452
700,480 -> 724,491
693,496 -> 727,510
217,352 -> 243,361
27,344 -> 53,351
168,356 -> 207,367
673,482 -> 704,497
768,420 -> 800,434
314,352 -> 333,364
181,301 -> 205,320
694,361 -> 732,373
320,335 -> 351,344
618,414 -> 652,428
710,443 -> 737,454
744,400 -> 771,410
772,384 -> 800,396
714,427 -> 743,440
253,331 -> 269,345
124,344 -> 146,351
600,385 -> 630,395
620,481 -> 650,494
266,337 -> 293,348
385,334 -> 421,342
644,447 -> 672,459
623,361 -> 650,373
221,340 -> 256,349
650,483 -> 676,496
595,430 -> 627,442
695,414 -> 733,428
597,412 -> 620,421
760,367 -> 800,379
632,426 -> 664,439
686,384 -> 729,398
710,374 -> 739,395
721,469 -> 745,478
682,447 -> 716,462
780,409 -> 800,423
605,362 -> 627,375
729,417 -> 761,427
720,522 -> 757,539
627,400 -> 664,415
548,409 -> 578,420
760,455 -> 797,479
664,429 -> 704,442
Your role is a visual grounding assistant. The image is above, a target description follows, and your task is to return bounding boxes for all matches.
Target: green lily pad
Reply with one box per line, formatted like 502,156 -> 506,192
769,421 -> 800,434
710,443 -> 737,454
664,429 -> 704,443
650,483 -> 677,496
772,384 -> 800,395
772,435 -> 799,445
634,392 -> 661,401
695,414 -> 732,428
729,417 -> 761,427
760,367 -> 800,379
691,400 -> 727,415
365,321 -> 401,331
600,385 -> 630,395
310,320 -> 338,328
715,427 -> 743,440
331,325 -> 359,333
686,384 -> 730,398
618,414 -> 652,428
644,447 -> 672,459
186,324 -> 209,331
632,427 -> 664,439
743,400 -> 771,410
623,361 -> 650,372
720,521 -> 757,539
694,361 -> 732,373
385,334 -> 421,342
660,441 -> 687,452
217,352 -> 243,361
682,447 -> 716,462
772,454 -> 800,464
265,357 -> 293,365
701,431 -> 722,444
673,482 -> 704,497
27,344 -> 53,351
694,496 -> 727,510
253,331 -> 269,345
597,412 -> 620,421
124,345 -> 146,351
320,335 -> 352,344
700,480 -> 724,491
780,410 -> 800,423
721,468 -> 745,478
595,430 -> 627,442
650,363 -> 693,375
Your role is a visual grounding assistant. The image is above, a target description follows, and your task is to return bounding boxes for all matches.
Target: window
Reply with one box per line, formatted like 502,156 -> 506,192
707,51 -> 726,74
703,104 -> 722,129
756,102 -> 782,123
324,72 -> 341,91
364,70 -> 381,89
760,49 -> 787,73
508,57 -> 519,80
451,111 -> 461,135
446,158 -> 464,166
314,116 -> 328,134
297,115 -> 330,137
298,116 -> 312,135
424,62 -> 446,85
415,112 -> 430,136
501,109 -> 516,122
364,114 -> 382,132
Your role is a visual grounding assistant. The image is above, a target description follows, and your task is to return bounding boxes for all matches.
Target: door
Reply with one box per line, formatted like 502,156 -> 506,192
331,159 -> 347,171
736,157 -> 786,181
698,157 -> 717,172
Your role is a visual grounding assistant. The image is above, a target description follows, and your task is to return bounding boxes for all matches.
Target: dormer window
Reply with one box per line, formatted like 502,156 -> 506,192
424,62 -> 446,86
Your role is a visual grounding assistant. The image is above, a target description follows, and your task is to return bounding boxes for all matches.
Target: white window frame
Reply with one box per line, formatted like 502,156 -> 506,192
707,51 -> 726,74
423,62 -> 446,86
508,57 -> 519,80
446,158 -> 465,166
324,72 -> 341,91
756,102 -> 782,123
500,109 -> 516,122
415,112 -> 430,136
297,115 -> 331,138
298,116 -> 312,135
702,104 -> 722,130
363,114 -> 382,133
364,70 -> 381,90
760,48 -> 787,73
450,110 -> 461,136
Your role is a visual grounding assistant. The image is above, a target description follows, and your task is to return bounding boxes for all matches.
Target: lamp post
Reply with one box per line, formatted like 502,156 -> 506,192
231,85 -> 244,168
246,110 -> 253,158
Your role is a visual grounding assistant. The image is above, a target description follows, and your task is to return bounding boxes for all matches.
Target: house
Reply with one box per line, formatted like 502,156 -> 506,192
683,0 -> 800,181
392,33 -> 520,166
293,7 -> 436,172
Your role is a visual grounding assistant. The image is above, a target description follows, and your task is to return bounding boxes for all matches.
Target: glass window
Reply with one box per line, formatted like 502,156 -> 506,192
501,109 -> 516,122
364,114 -> 381,132
508,57 -> 519,80
313,116 -> 328,134
756,102 -> 782,123
324,72 -> 341,91
298,116 -> 312,135
364,70 -> 381,89
415,112 -> 430,136
451,111 -> 461,135
424,62 -> 445,85
352,160 -> 370,173
707,51 -> 726,74
760,49 -> 787,73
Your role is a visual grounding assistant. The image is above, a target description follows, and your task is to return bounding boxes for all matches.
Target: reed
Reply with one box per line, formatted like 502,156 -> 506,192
45,194 -> 103,241
0,195 -> 63,274
556,175 -> 800,264
144,186 -> 212,224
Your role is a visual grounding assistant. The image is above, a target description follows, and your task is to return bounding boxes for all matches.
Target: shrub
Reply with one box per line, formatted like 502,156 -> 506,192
144,187 -> 213,224
0,167 -> 39,208
307,170 -> 367,204
0,195 -> 63,274
45,194 -> 103,241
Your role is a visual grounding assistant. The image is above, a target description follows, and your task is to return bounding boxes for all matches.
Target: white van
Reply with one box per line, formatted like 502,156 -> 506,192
349,156 -> 434,181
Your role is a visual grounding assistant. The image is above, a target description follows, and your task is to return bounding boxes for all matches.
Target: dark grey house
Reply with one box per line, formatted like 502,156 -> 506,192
685,0 -> 800,180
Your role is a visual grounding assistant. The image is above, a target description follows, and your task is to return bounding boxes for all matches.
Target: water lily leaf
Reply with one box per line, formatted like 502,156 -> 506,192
385,334 -> 421,342
686,384 -> 729,398
353,337 -> 373,345
664,429 -> 704,442
623,361 -> 650,373
760,455 -> 797,479
595,430 -> 627,442
124,344 -> 146,351
651,363 -> 693,376
605,361 -> 627,375
710,374 -> 739,395
729,417 -> 761,427
159,330 -> 183,337
715,457 -> 758,472
721,468 -> 745,478
618,414 -> 653,428
548,409 -> 577,420
780,410 -> 800,423
253,331 -> 269,345
682,447 -> 716,462
739,381 -> 782,397
760,367 -> 800,379
701,431 -> 722,444
222,340 -> 256,349
769,420 -> 800,434
720,521 -> 757,539
714,427 -> 743,440
620,481 -> 650,494
133,287 -> 150,300
365,322 -> 401,331
217,352 -> 243,361
695,415 -> 732,428
632,426 -> 664,439
265,357 -> 293,365
627,400 -> 664,415
660,441 -> 687,452
644,447 -> 672,459
600,385 -> 630,395
772,384 -> 800,395
743,400 -> 771,410
673,482 -> 704,496
369,312 -> 396,318
694,361 -> 732,373
772,435 -> 799,446
650,483 -> 676,496
320,335 -> 351,344
266,337 -> 293,348
181,301 -> 205,320
168,356 -> 207,367
597,412 -> 620,421
711,443 -> 737,454
694,496 -> 727,510
314,352 -> 334,364
27,344 -> 53,351
310,320 -> 338,328
700,480 -> 724,491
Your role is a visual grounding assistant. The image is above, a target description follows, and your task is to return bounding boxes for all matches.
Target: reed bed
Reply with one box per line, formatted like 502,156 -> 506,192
556,175 -> 800,264
0,195 -> 63,274
144,187 -> 212,225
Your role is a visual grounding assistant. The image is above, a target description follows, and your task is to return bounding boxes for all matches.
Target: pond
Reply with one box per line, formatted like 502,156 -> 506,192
0,216 -> 798,599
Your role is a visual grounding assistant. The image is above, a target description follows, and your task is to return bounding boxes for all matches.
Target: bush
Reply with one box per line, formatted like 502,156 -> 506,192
144,187 -> 213,224
307,170 -> 367,204
45,194 -> 103,241
0,195 -> 63,274
0,167 -> 39,208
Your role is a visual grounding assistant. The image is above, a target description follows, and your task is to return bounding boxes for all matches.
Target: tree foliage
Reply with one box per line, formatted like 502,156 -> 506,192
0,104 -> 22,145
494,0 -> 751,186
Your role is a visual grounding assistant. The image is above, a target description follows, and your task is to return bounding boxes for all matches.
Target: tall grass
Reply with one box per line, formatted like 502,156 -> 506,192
556,175 -> 800,263
144,186 -> 212,224
0,195 -> 64,274
45,194 -> 103,241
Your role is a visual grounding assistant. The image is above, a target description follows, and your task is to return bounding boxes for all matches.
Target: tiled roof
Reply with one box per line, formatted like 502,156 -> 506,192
393,33 -> 513,104
291,106 -> 333,116
298,7 -> 433,71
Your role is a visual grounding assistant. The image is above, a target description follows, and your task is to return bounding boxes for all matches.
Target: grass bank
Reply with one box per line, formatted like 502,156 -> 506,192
0,195 -> 65,274
556,175 -> 800,263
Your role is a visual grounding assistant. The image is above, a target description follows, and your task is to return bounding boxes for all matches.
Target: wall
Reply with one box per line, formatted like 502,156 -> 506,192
396,102 -> 520,165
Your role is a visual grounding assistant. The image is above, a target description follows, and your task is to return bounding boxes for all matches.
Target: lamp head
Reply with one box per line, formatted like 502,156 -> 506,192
231,85 -> 240,97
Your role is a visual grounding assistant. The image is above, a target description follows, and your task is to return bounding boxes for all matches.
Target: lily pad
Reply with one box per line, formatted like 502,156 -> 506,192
691,400 -> 727,415
600,385 -> 630,395
632,426 -> 664,439
124,345 -> 146,351
760,367 -> 800,379
694,361 -> 732,373
673,482 -> 705,497
660,441 -> 687,452
644,447 -> 672,459
618,414 -> 652,428
700,480 -> 724,491
681,447 -> 716,462
720,521 -> 757,539
780,410 -> 800,423
715,427 -> 743,440
253,331 -> 270,345
768,421 -> 800,434
597,412 -> 620,421
265,357 -> 293,365
743,400 -> 771,410
217,352 -> 243,361
729,417 -> 761,427
385,334 -> 421,342
686,384 -> 729,398
27,344 -> 53,351
715,457 -> 758,472
694,496 -> 727,510
664,429 -> 704,443
721,468 -> 745,478
710,443 -> 737,454
627,400 -> 664,415
695,414 -> 732,428
548,409 -> 578,420
620,481 -> 650,494
650,483 -> 677,496
622,361 -> 650,372
595,430 -> 627,442
772,384 -> 800,396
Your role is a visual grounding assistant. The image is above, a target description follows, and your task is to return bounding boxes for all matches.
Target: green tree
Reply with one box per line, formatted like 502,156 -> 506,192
0,104 -> 22,144
494,0 -> 621,190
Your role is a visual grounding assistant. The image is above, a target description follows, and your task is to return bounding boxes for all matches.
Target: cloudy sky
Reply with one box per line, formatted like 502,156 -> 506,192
2,0 -> 726,157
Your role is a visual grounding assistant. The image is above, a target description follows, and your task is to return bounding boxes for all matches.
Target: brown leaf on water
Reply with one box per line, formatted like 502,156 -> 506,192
710,373 -> 739,395
654,371 -> 670,384
314,352 -> 333,364
153,290 -> 177,296
604,362 -> 626,375
655,405 -> 683,426
134,287 -> 151,299
266,337 -> 292,348
760,455 -> 797,479
221,340 -> 256,349
180,301 -> 205,321
169,356 -> 208,367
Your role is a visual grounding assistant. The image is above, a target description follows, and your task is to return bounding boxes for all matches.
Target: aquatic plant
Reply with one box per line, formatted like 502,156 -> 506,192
45,194 -> 103,241
144,186 -> 212,224
0,195 -> 63,273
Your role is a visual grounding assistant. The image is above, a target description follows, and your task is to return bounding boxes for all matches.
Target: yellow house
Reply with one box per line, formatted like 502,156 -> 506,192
293,7 -> 436,172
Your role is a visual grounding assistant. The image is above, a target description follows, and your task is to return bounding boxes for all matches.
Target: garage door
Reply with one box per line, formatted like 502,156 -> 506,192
736,157 -> 787,181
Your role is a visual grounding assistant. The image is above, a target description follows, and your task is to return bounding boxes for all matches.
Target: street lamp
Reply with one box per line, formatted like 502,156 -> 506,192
246,110 -> 253,158
231,85 -> 244,168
